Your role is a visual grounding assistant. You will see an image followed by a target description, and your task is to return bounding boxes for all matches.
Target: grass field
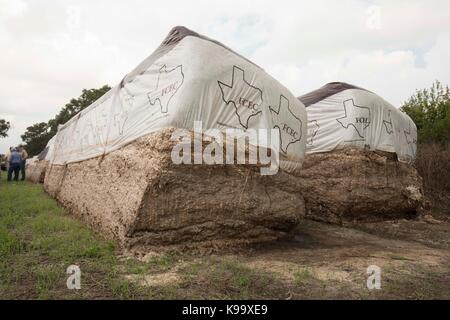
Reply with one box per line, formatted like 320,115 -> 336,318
0,181 -> 287,299
0,182 -> 175,299
1,181 -> 450,299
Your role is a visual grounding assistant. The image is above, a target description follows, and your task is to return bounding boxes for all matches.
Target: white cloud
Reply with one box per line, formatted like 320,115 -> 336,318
0,0 -> 449,152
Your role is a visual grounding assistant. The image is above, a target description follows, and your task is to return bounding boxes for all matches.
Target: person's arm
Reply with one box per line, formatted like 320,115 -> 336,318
23,150 -> 28,160
6,154 -> 11,163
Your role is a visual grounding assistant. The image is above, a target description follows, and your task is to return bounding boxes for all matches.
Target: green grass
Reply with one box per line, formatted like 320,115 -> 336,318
1,181 -> 282,299
293,268 -> 314,286
0,181 -> 154,299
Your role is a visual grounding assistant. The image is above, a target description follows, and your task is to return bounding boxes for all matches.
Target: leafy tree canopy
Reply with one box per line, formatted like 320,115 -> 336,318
21,122 -> 52,156
0,119 -> 10,138
401,80 -> 450,144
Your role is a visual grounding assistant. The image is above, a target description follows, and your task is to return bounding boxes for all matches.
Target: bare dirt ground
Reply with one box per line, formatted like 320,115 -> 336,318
121,197 -> 450,299
241,217 -> 450,299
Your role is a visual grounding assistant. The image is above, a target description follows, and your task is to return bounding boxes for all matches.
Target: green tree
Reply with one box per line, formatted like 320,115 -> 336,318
21,122 -> 52,156
0,119 -> 10,138
22,85 -> 111,156
401,80 -> 450,144
48,85 -> 111,135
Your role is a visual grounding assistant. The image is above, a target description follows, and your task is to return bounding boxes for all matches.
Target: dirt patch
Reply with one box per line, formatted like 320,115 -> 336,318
119,215 -> 450,299
187,217 -> 450,299
126,272 -> 180,287
348,217 -> 450,250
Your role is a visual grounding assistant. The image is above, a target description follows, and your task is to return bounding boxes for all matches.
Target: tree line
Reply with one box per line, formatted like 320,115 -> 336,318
0,119 -> 10,139
400,80 -> 449,145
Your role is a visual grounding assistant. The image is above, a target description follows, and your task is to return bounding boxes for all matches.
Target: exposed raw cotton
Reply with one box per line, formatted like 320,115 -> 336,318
44,129 -> 305,249
297,83 -> 424,223
26,160 -> 48,184
295,148 -> 423,224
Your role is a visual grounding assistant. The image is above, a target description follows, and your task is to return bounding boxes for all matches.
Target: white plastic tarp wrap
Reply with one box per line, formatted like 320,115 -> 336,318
49,27 -> 307,172
300,83 -> 417,163
43,136 -> 56,161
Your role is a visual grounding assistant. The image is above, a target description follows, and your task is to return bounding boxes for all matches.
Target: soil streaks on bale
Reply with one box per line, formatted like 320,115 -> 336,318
296,148 -> 424,224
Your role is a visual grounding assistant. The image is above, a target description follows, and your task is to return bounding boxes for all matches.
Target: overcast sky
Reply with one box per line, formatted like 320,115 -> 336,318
1,0 -> 449,152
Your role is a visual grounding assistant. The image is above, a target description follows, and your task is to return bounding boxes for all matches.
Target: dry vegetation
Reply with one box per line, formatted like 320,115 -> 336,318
415,143 -> 450,195
415,143 -> 450,220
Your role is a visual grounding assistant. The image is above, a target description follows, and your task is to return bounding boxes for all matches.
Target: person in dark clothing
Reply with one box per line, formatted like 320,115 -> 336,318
7,148 -> 22,181
18,145 -> 28,180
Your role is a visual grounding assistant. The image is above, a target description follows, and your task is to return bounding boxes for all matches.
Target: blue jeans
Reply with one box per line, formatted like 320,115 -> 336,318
7,163 -> 20,181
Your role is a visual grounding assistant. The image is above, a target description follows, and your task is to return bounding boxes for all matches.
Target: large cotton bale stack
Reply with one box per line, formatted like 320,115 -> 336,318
297,82 -> 424,223
44,26 -> 307,249
26,138 -> 55,184
44,129 -> 305,248
26,160 -> 48,183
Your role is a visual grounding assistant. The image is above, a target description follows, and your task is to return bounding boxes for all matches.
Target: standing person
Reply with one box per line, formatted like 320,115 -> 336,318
18,144 -> 28,181
5,146 -> 12,173
7,148 -> 22,182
